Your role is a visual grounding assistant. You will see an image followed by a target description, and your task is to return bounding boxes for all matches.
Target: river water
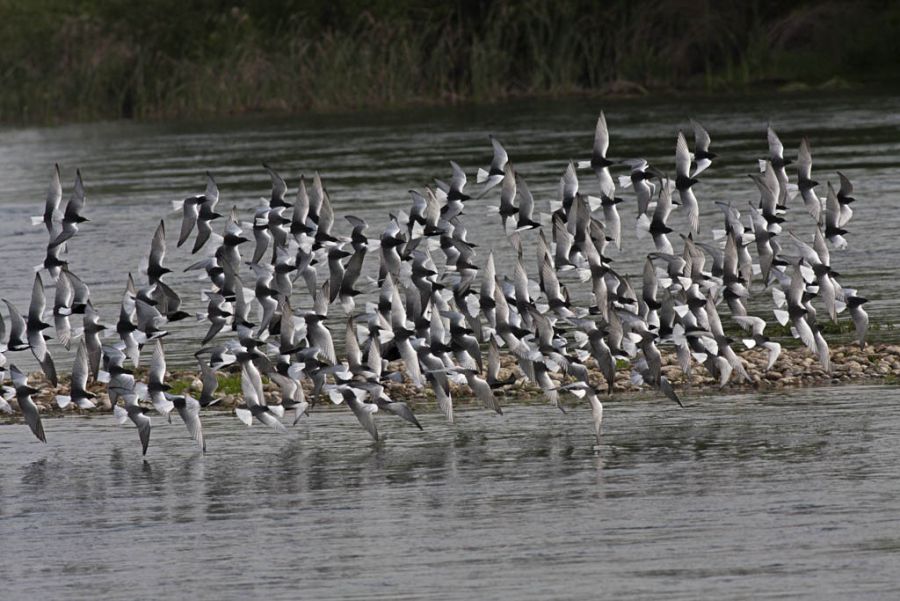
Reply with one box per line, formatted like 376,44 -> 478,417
2,93 -> 900,599
0,90 -> 899,367
1,383 -> 898,599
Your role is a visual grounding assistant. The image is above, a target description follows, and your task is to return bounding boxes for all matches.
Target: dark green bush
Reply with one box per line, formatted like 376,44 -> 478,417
0,0 -> 897,123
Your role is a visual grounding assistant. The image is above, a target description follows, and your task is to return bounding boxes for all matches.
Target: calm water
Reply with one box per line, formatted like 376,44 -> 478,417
1,384 -> 898,600
2,94 -> 900,599
0,91 -> 899,367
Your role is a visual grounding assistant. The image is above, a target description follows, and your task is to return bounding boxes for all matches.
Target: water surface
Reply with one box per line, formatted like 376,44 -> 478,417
2,94 -> 899,598
1,384 -> 898,599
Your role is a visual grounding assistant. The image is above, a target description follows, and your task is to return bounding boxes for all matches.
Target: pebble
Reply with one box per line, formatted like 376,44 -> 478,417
9,343 -> 900,416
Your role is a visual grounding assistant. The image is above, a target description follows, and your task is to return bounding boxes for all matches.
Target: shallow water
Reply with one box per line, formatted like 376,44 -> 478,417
0,91 -> 899,369
1,384 -> 898,599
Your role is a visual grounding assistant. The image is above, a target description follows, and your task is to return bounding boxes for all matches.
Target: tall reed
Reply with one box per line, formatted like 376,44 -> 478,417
0,0 -> 897,123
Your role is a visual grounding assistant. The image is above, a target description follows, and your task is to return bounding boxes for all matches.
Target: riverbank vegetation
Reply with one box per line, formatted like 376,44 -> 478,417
1,0 -> 898,123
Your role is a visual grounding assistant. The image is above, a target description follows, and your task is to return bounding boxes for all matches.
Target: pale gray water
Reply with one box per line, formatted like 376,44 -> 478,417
0,91 -> 899,368
1,384 -> 899,600
2,93 -> 900,599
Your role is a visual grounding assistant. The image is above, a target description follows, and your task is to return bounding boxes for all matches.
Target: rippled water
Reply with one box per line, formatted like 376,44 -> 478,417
0,91 -> 899,367
2,94 -> 900,598
1,384 -> 898,599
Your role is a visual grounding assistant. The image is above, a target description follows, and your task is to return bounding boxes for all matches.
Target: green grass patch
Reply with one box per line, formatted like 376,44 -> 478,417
217,372 -> 243,396
167,378 -> 194,395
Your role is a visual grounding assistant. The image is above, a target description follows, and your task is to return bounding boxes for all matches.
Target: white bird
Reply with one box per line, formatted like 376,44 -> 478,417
733,315 -> 782,371
171,393 -> 205,452
56,339 -> 97,410
8,365 -> 46,442
561,380 -> 604,448
690,119 -> 715,177
234,362 -> 286,432
114,394 -> 152,456
476,135 -> 509,195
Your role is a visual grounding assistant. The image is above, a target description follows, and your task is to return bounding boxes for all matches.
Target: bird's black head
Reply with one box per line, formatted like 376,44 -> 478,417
44,256 -> 68,268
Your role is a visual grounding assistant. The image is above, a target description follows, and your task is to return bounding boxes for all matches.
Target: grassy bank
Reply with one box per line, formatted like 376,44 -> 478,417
1,0 -> 899,124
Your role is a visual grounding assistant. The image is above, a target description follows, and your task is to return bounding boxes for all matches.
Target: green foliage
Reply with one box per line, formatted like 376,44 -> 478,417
217,372 -> 243,396
1,0 -> 899,123
151,371 -> 242,396
167,378 -> 193,395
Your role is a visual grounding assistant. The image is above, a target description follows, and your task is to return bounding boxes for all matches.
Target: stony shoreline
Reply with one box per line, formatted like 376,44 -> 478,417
2,343 -> 898,420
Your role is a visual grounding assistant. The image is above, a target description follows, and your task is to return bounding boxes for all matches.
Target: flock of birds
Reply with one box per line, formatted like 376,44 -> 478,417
0,113 -> 870,455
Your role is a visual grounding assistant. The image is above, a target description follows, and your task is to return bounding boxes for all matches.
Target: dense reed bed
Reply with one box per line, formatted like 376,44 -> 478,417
1,0 -> 898,124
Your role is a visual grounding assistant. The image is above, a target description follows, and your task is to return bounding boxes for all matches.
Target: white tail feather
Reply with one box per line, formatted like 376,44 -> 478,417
573,330 -> 589,347
113,405 -> 129,425
635,214 -> 650,239
235,407 -> 253,426
773,309 -> 789,326
799,264 -> 815,283
771,287 -> 786,308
